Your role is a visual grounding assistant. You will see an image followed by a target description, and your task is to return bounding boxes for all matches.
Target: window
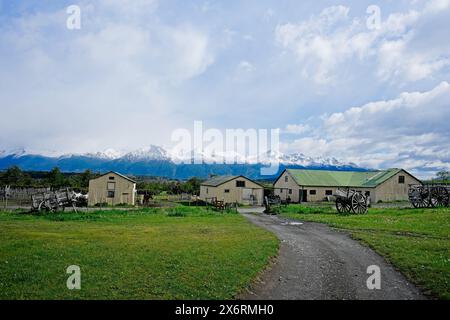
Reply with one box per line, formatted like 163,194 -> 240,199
289,189 -> 292,194
365,191 -> 371,197
285,175 -> 288,182
325,190 -> 333,196
224,189 -> 230,193
310,190 -> 317,195
206,188 -> 208,194
107,191 -> 115,198
236,180 -> 246,187
107,182 -> 115,191
399,176 -> 405,184
109,176 -> 115,180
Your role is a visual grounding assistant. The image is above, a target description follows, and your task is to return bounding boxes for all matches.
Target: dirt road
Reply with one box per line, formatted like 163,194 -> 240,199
240,211 -> 425,300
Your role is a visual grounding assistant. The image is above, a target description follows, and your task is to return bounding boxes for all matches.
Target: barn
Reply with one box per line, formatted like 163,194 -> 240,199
88,171 -> 137,206
199,175 -> 264,206
273,168 -> 421,203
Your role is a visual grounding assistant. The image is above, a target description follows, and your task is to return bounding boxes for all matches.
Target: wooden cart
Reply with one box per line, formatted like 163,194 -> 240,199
408,184 -> 449,208
31,188 -> 78,212
334,188 -> 368,214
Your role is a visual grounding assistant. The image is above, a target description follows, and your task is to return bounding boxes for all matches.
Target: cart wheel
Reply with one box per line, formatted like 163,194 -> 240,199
430,187 -> 449,207
336,198 -> 351,214
38,200 -> 49,212
409,188 -> 424,208
351,193 -> 368,214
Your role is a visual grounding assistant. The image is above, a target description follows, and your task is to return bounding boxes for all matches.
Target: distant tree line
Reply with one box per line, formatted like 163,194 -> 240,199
136,177 -> 202,196
0,166 -> 96,190
435,171 -> 449,182
0,166 -> 203,195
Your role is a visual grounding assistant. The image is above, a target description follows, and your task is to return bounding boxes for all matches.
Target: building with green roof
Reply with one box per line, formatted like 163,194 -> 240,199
273,168 -> 421,203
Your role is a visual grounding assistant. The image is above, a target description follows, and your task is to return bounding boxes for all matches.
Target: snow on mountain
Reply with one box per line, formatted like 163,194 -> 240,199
84,149 -> 124,160
280,153 -> 348,167
121,145 -> 170,161
0,145 -> 357,169
2,148 -> 28,158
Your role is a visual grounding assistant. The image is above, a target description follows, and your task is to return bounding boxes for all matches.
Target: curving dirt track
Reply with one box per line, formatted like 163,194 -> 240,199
239,211 -> 425,300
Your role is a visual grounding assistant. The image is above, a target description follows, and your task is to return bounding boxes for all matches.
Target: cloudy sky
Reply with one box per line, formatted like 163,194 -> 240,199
0,0 -> 449,177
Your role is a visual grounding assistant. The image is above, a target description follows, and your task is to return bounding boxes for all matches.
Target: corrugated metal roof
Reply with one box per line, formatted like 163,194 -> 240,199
286,169 -> 402,188
96,171 -> 137,183
201,175 -> 239,187
201,175 -> 264,188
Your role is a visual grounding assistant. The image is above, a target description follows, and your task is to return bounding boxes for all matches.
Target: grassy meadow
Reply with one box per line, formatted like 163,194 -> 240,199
279,205 -> 450,299
0,207 -> 278,300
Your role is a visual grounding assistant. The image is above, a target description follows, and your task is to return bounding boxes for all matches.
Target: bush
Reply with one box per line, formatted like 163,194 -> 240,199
94,202 -> 108,207
166,209 -> 186,217
115,203 -> 132,207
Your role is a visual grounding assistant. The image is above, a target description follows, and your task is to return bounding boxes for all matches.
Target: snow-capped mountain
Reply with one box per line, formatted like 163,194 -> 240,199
121,145 -> 170,161
0,145 -> 362,179
280,153 -> 351,167
84,149 -> 124,160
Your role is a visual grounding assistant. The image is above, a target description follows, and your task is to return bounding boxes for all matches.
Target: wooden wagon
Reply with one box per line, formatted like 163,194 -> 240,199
1,186 -> 11,208
0,186 -> 10,199
334,188 -> 368,214
408,184 -> 449,208
31,188 -> 78,212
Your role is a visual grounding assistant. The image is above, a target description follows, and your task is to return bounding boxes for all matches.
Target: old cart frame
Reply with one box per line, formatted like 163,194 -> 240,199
31,188 -> 78,212
408,184 -> 449,208
334,188 -> 368,214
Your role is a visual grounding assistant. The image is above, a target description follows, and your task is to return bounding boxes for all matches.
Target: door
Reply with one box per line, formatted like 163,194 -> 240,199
122,193 -> 129,205
300,190 -> 308,202
242,188 -> 252,200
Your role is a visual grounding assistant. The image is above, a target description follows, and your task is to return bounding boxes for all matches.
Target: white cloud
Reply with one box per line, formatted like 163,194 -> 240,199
0,1 -> 215,154
275,1 -> 450,84
238,61 -> 254,72
284,82 -> 450,176
283,124 -> 311,134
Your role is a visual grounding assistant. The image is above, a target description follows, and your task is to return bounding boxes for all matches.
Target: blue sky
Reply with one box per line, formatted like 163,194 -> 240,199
0,0 -> 449,177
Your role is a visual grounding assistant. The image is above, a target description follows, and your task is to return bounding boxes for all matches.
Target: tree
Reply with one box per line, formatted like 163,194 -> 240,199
182,177 -> 202,195
436,171 -> 449,182
0,166 -> 31,186
47,167 -> 67,188
80,169 -> 94,188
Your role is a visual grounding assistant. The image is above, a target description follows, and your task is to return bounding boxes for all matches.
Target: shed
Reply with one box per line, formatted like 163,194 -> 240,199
199,175 -> 264,206
88,171 -> 137,206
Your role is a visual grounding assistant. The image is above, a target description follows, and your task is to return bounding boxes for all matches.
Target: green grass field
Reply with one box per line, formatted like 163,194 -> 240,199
0,207 -> 278,300
279,205 -> 450,299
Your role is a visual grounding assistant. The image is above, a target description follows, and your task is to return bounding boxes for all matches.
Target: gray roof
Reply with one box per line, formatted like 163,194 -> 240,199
98,171 -> 137,183
201,175 -> 264,188
201,175 -> 239,187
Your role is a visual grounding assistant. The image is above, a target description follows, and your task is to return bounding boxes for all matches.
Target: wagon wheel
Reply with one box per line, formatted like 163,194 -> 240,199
38,199 -> 53,212
430,187 -> 449,207
336,198 -> 351,214
351,193 -> 368,214
409,187 -> 426,208
410,187 -> 430,208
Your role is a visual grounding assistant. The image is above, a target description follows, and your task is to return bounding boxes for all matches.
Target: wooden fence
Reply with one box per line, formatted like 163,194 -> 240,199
1,186 -> 51,207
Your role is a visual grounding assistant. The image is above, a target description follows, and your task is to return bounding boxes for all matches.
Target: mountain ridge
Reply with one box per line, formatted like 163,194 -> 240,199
0,146 -> 365,180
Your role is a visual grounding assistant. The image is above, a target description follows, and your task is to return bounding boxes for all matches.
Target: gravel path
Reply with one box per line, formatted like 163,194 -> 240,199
239,211 -> 425,300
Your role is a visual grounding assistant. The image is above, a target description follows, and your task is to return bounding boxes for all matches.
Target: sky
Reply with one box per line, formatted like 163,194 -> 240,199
0,0 -> 449,178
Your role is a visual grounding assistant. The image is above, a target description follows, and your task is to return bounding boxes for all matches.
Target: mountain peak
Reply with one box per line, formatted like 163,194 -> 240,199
121,145 -> 170,161
84,149 -> 124,160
